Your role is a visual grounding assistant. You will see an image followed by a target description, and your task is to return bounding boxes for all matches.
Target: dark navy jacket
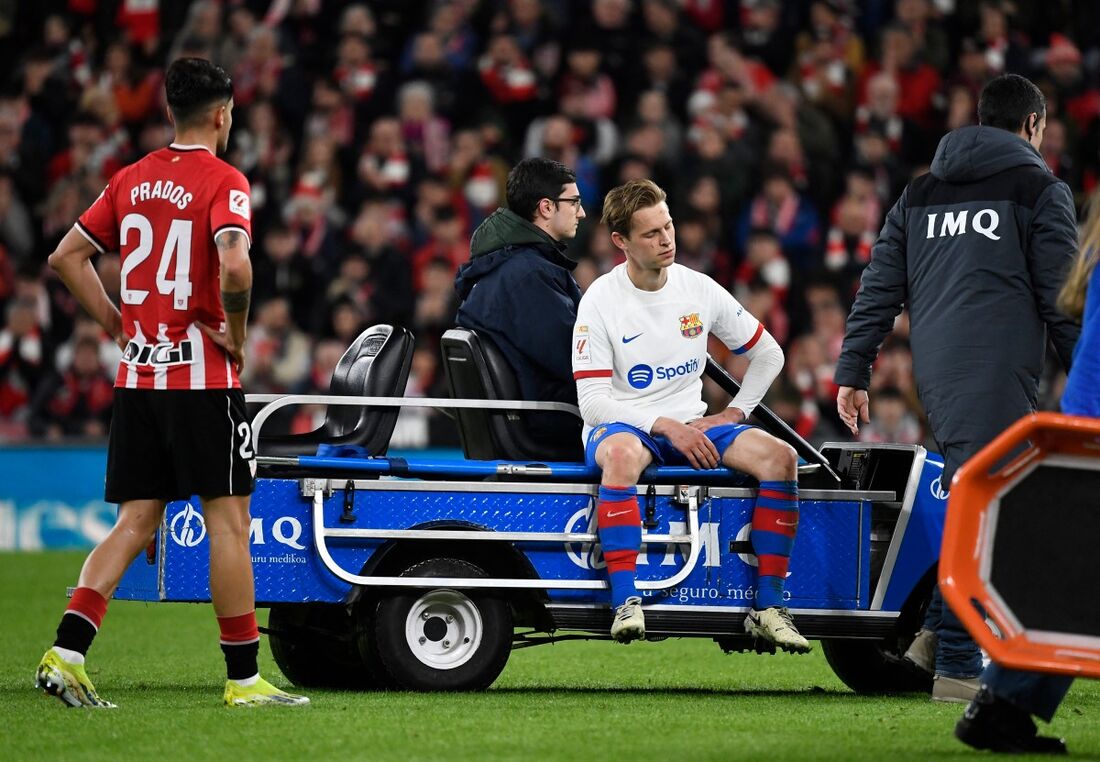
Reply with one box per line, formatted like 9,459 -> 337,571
454,208 -> 582,444
835,126 -> 1080,472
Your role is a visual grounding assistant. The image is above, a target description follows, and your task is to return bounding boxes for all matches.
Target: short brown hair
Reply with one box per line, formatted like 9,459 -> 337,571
601,179 -> 667,237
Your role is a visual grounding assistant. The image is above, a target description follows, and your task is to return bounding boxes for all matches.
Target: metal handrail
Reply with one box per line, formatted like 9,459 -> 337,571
310,487 -> 703,591
248,393 -> 581,447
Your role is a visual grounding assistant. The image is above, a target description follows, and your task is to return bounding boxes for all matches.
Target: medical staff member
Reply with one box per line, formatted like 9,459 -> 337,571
835,74 -> 1080,703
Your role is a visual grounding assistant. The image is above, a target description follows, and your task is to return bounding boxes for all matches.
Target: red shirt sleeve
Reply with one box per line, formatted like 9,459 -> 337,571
210,169 -> 252,248
76,183 -> 120,254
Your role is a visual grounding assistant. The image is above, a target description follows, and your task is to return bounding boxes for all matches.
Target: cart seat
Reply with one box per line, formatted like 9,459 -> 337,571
441,328 -> 583,462
258,324 -> 414,457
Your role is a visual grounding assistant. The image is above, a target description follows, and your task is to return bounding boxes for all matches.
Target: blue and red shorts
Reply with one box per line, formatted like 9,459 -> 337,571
584,421 -> 752,468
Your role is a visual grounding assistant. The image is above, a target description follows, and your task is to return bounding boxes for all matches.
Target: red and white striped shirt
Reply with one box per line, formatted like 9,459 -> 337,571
76,143 -> 252,391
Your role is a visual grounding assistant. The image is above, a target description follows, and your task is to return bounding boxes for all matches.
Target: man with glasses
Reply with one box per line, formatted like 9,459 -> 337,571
455,157 -> 587,451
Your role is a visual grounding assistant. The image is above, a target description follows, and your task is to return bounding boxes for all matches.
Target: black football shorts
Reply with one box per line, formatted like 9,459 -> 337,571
105,388 -> 257,503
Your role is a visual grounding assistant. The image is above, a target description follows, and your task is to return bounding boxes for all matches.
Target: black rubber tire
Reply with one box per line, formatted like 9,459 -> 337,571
371,558 -> 512,691
821,637 -> 933,694
267,603 -> 380,689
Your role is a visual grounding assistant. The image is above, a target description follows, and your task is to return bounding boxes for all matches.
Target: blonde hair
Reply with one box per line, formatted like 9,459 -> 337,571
1058,191 -> 1100,320
601,179 -> 667,237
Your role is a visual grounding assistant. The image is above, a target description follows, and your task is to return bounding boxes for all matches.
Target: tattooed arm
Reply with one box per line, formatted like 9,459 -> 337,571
202,228 -> 253,372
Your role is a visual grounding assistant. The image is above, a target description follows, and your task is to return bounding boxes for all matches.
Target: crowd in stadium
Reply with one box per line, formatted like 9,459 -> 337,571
1,0 -> 1098,448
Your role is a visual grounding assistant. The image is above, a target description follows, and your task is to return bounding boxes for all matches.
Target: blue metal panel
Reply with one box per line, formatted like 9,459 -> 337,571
114,537 -> 161,602
118,477 -> 872,611
882,453 -> 947,610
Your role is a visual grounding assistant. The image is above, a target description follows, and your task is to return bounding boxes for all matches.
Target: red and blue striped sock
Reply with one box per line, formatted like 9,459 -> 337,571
751,479 -> 799,610
597,485 -> 641,607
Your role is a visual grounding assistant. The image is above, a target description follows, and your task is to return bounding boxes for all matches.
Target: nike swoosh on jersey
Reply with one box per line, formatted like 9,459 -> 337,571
622,333 -> 643,343
776,519 -> 799,526
606,509 -> 634,518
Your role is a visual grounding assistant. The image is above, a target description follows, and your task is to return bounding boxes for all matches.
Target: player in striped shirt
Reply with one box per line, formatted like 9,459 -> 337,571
573,180 -> 810,653
35,58 -> 307,708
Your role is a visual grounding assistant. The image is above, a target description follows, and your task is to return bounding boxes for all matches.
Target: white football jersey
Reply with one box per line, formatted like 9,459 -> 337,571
571,263 -> 764,439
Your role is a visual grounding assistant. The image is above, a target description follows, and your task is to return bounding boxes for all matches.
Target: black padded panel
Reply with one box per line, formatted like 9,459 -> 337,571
257,324 -> 414,457
441,328 -> 582,462
991,464 -> 1100,637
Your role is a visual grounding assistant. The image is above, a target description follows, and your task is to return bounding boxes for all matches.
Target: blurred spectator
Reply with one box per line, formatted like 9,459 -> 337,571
792,2 -> 862,128
304,77 -> 354,151
737,165 -> 821,270
824,194 -> 876,298
735,228 -> 791,307
0,296 -> 46,434
522,114 -> 601,207
398,80 -> 451,175
215,5 -> 259,74
448,128 -> 509,227
858,385 -> 923,444
558,42 -> 616,121
676,211 -> 733,286
856,72 -> 918,167
0,98 -> 45,207
99,41 -> 161,127
478,33 -> 539,137
252,223 -> 317,324
641,0 -> 706,75
414,256 -> 460,339
412,206 -> 470,290
738,0 -> 795,78
356,116 -> 423,205
588,0 -> 637,92
859,23 -> 941,133
1041,33 -> 1100,134
53,312 -> 123,384
241,297 -> 311,394
29,336 -> 113,440
1041,116 -> 1079,193
0,170 -> 34,264
976,1 -> 1030,77
345,201 -> 414,328
284,175 -> 340,274
895,0 -> 949,73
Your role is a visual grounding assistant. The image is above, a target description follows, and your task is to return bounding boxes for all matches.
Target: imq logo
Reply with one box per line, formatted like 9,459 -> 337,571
169,503 -> 206,547
925,209 -> 1001,241
168,505 -> 305,550
930,476 -> 950,501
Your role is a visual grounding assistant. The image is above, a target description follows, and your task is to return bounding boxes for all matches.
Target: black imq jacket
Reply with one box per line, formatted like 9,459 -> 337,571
835,125 -> 1080,457
454,208 -> 582,445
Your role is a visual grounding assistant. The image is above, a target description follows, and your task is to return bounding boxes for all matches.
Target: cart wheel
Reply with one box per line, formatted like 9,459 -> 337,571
267,603 -> 381,689
372,557 -> 512,691
821,636 -> 932,694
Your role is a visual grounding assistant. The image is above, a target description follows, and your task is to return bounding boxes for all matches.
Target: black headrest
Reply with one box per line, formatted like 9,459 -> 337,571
257,324 -> 414,458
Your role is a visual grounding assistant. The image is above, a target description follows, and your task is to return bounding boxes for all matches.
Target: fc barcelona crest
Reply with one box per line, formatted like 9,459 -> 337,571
679,313 -> 703,338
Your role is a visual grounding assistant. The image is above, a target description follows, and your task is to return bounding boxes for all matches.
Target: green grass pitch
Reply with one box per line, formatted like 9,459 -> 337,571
3,552 -> 1097,761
